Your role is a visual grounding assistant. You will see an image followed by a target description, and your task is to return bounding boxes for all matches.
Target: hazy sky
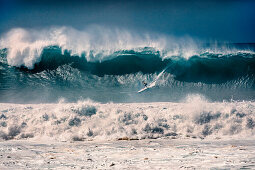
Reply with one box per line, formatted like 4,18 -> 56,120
0,0 -> 255,42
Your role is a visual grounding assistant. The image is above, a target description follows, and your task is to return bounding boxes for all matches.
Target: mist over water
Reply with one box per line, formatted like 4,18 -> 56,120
0,26 -> 255,103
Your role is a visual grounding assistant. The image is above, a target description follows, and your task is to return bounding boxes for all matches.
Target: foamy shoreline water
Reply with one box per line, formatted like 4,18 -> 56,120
0,138 -> 255,169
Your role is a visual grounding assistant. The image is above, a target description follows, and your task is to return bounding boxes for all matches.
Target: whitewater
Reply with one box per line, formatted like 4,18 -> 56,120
0,26 -> 255,169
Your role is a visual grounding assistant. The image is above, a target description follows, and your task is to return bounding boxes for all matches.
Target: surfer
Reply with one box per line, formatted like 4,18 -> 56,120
138,68 -> 167,93
142,81 -> 148,87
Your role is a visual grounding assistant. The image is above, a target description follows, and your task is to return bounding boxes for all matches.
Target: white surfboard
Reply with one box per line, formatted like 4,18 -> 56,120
137,86 -> 149,93
137,67 -> 168,93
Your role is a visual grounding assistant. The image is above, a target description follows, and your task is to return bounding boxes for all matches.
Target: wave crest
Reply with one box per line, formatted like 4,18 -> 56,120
0,26 -> 167,68
1,26 -> 254,69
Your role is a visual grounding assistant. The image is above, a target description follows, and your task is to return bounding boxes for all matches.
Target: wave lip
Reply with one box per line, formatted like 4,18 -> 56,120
0,26 -> 167,69
1,26 -> 255,70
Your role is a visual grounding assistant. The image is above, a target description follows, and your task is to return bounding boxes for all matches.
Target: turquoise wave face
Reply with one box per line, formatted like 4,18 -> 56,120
0,44 -> 255,103
12,45 -> 255,82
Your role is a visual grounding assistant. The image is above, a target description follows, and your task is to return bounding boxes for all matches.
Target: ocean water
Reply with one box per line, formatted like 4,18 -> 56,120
0,27 -> 254,103
0,27 -> 255,141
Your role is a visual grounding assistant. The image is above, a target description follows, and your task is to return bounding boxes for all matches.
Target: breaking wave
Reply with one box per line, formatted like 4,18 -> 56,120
3,46 -> 254,84
0,26 -> 255,103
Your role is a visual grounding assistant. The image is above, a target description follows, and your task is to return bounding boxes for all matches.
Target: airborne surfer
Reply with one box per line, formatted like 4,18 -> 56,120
138,67 -> 168,93
142,81 -> 148,87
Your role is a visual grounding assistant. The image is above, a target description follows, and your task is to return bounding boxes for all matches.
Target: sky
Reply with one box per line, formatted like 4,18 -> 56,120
0,0 -> 255,42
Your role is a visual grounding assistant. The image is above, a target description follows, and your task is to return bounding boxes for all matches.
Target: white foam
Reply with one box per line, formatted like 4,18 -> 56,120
0,98 -> 254,142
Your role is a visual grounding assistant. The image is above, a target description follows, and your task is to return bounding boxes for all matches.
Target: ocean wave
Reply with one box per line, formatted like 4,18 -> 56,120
0,26 -> 255,103
1,45 -> 255,82
0,44 -> 255,103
